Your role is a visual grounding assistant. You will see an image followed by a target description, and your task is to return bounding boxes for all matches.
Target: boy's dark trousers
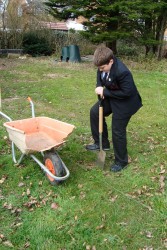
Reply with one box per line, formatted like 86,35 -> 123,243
90,98 -> 131,166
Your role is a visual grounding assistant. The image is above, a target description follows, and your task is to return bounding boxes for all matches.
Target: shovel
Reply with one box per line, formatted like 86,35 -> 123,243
96,97 -> 106,168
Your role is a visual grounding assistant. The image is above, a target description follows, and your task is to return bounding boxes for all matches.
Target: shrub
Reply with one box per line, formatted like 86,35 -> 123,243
51,31 -> 96,57
22,31 -> 54,56
117,39 -> 145,58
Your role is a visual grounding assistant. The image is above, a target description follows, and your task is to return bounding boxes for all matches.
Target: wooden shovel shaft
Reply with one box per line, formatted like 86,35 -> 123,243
99,106 -> 103,133
99,106 -> 103,151
97,104 -> 106,168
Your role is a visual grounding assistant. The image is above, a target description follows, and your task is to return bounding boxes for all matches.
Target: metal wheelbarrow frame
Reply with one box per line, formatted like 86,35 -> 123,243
0,97 -> 75,185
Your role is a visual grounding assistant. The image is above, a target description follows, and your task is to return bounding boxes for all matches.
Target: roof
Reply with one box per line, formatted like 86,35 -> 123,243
40,19 -> 85,31
40,21 -> 68,31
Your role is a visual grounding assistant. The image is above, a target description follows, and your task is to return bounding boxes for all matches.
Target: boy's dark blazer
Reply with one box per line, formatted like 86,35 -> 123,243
96,57 -> 142,118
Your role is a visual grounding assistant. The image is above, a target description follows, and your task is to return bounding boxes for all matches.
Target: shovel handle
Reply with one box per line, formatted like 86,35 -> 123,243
98,95 -> 103,133
99,106 -> 103,133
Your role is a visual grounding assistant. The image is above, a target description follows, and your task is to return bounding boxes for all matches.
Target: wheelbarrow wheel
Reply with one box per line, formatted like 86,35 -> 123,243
44,152 -> 65,185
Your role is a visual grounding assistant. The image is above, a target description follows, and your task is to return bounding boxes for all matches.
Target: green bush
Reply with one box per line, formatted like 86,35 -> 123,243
22,31 -> 54,56
117,39 -> 145,58
52,31 -> 96,57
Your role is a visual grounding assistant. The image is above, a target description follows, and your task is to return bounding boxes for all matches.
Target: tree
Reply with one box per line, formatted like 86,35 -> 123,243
122,0 -> 167,59
0,0 -> 55,49
44,0 -> 130,54
0,0 -> 8,48
45,0 -> 167,58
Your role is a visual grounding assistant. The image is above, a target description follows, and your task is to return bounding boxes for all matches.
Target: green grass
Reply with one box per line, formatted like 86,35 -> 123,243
0,57 -> 167,250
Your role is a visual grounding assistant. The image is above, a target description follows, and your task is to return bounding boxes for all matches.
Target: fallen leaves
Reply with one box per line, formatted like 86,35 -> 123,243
147,136 -> 160,150
145,231 -> 153,239
3,202 -> 22,216
162,238 -> 167,248
159,168 -> 166,174
80,191 -> 86,199
0,234 -> 14,248
159,175 -> 165,193
23,198 -> 40,211
108,191 -> 118,203
0,234 -> 5,240
140,247 -> 154,250
125,185 -> 153,199
26,188 -> 31,196
0,189 -> 4,200
117,221 -> 128,227
23,241 -> 30,248
51,202 -> 59,210
109,195 -> 118,202
2,240 -> 14,248
84,244 -> 96,250
0,234 -> 30,249
18,182 -> 25,187
96,224 -> 105,230
0,175 -> 7,184
126,173 -> 166,202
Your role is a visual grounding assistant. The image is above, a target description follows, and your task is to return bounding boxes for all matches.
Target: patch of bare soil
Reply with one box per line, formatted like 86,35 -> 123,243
0,58 -> 22,70
44,73 -> 70,79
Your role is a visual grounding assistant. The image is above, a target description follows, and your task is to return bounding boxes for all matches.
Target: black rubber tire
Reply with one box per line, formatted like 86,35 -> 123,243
44,152 -> 65,185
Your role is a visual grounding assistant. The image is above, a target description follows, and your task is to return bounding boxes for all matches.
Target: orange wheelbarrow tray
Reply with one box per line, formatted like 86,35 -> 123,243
0,98 -> 75,184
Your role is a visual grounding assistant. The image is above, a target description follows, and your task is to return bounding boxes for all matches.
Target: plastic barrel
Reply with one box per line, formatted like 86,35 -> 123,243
61,46 -> 70,62
69,45 -> 81,62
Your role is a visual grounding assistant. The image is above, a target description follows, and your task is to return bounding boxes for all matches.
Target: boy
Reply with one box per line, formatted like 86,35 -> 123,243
86,46 -> 142,172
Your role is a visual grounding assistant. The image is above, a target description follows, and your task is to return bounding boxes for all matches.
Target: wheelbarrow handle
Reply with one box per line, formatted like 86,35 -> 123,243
27,96 -> 32,102
27,96 -> 35,118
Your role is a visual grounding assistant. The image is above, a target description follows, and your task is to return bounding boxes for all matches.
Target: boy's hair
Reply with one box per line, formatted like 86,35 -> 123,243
93,46 -> 114,66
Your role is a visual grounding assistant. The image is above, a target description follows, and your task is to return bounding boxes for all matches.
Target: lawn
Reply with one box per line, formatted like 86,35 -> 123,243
0,56 -> 166,250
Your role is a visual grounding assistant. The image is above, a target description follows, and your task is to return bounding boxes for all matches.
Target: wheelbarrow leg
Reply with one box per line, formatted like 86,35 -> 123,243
12,142 -> 26,165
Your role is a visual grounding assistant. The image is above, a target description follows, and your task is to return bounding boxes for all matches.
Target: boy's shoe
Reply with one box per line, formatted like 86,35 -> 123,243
85,143 -> 110,151
110,164 -> 127,172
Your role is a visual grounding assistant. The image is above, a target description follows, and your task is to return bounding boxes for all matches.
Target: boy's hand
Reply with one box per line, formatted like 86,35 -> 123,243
95,87 -> 104,98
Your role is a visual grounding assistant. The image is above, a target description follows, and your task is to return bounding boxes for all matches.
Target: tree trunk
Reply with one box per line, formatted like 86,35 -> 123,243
145,45 -> 150,56
145,17 -> 153,56
156,13 -> 167,60
106,40 -> 117,54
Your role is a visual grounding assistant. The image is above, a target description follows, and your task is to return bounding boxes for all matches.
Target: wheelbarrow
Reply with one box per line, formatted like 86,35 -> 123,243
0,97 -> 75,185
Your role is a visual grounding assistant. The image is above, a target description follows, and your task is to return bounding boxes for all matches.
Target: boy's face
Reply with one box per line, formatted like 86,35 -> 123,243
98,59 -> 113,72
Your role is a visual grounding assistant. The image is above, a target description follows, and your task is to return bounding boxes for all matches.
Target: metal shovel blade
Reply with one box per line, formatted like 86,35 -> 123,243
96,149 -> 106,168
